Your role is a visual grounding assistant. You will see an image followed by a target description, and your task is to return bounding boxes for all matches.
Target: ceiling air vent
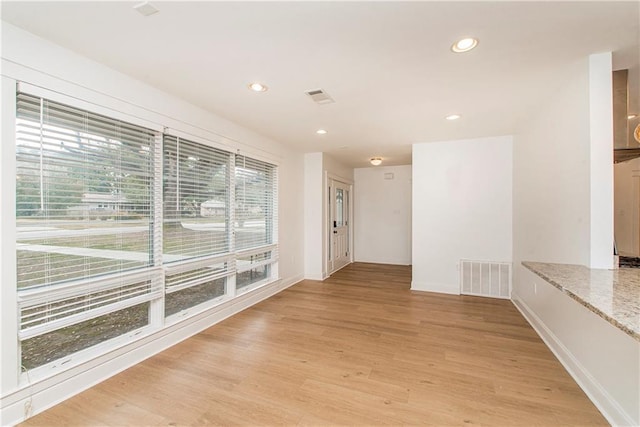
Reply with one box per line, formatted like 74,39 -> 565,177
305,88 -> 335,105
133,1 -> 159,16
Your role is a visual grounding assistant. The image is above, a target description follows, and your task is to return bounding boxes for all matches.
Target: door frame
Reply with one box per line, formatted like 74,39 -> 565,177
326,173 -> 354,276
633,169 -> 640,256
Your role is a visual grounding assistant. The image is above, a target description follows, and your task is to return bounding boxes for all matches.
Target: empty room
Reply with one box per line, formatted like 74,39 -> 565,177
1,1 -> 639,426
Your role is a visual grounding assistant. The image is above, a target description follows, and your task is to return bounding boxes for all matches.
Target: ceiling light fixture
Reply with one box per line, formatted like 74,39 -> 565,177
316,129 -> 328,135
629,114 -> 638,120
451,37 -> 478,53
445,114 -> 461,120
133,1 -> 159,17
248,82 -> 268,92
370,157 -> 383,166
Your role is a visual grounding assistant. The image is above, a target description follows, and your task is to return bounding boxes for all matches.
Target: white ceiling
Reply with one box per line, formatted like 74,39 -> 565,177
2,1 -> 638,167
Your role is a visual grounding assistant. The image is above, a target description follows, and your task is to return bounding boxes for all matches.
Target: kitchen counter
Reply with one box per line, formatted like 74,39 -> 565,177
522,261 -> 640,342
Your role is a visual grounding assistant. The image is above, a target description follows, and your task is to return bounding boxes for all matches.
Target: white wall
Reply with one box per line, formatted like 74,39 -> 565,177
512,53 -> 614,297
354,165 -> 411,265
0,22 -> 305,425
303,152 -> 353,280
279,150 -> 306,281
512,54 -> 614,270
614,158 -> 640,256
323,153 -> 354,184
412,136 -> 513,294
304,153 -> 324,280
589,53 -> 614,269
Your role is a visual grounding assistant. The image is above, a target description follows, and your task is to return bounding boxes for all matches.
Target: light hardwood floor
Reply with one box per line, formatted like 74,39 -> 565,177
22,263 -> 607,426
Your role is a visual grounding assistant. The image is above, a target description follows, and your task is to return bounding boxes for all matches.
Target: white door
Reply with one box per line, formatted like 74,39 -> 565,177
329,180 -> 351,273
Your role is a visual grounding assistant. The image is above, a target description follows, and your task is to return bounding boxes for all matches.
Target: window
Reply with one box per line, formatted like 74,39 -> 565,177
16,93 -> 160,369
336,188 -> 344,227
162,135 -> 230,260
162,135 -> 232,317
14,92 -> 279,374
236,249 -> 274,290
21,302 -> 150,370
235,155 -> 277,289
16,93 -> 156,287
164,261 -> 227,317
234,155 -> 276,250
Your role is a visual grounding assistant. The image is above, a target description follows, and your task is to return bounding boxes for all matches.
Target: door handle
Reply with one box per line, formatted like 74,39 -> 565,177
333,230 -> 337,234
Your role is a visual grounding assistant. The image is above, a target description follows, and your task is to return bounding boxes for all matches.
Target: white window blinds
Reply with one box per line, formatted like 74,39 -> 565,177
162,135 -> 231,262
234,155 -> 276,251
16,93 -> 156,289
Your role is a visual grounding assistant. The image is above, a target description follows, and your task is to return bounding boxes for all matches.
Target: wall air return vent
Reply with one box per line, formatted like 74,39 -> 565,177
460,259 -> 511,299
305,88 -> 335,104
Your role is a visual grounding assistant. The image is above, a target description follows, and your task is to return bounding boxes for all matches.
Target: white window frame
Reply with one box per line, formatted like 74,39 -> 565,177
18,268 -> 164,340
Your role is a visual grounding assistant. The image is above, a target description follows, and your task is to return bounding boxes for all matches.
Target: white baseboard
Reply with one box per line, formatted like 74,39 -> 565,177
354,258 -> 411,266
1,274 -> 303,426
511,293 -> 636,427
410,280 -> 459,295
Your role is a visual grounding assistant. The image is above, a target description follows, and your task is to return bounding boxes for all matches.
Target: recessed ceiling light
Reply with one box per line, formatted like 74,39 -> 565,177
445,114 -> 461,120
370,157 -> 383,166
316,129 -> 328,135
248,82 -> 268,92
629,114 -> 638,120
133,1 -> 159,17
451,37 -> 478,53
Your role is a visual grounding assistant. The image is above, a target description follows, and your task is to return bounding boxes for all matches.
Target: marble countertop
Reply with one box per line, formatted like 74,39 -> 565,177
522,262 -> 640,342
